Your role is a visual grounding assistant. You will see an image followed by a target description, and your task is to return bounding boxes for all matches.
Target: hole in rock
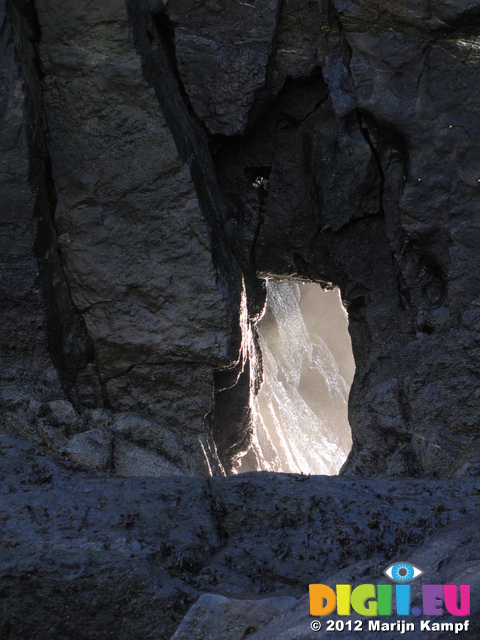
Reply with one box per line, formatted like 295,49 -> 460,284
238,281 -> 355,475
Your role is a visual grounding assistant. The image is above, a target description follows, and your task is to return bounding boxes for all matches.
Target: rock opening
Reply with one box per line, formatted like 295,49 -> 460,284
238,281 -> 355,475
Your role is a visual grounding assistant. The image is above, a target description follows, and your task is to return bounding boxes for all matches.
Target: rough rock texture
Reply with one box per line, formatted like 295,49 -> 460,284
203,0 -> 480,477
0,0 -> 73,441
223,511 -> 480,640
171,594 -> 297,640
32,0 -> 244,475
242,512 -> 480,640
322,0 -> 480,478
2,0 -> 480,477
2,0 -> 480,637
1,437 -> 479,639
1,0 -> 247,476
163,0 -> 281,136
36,0 -> 235,375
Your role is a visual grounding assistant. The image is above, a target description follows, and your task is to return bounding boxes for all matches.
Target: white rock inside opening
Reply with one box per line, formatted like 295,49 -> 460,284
239,281 -> 355,475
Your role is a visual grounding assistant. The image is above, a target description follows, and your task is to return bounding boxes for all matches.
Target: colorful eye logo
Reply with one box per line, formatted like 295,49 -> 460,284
384,562 -> 424,583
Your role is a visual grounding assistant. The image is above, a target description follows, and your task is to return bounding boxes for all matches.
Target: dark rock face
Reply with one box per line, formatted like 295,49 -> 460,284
206,0 -> 480,477
323,0 -> 480,477
164,0 -> 281,136
1,437 -> 479,639
3,0 -> 479,477
0,1 -> 54,411
0,0 -> 97,439
1,1 -> 480,636
33,0 -> 243,475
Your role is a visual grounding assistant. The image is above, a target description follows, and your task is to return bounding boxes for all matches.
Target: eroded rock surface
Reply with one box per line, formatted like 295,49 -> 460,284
1,1 -> 480,636
0,0 -> 75,445
2,0 -> 480,477
1,438 -> 479,639
33,0 -> 242,475
163,0 -> 281,136
171,594 -> 297,640
241,512 -> 480,639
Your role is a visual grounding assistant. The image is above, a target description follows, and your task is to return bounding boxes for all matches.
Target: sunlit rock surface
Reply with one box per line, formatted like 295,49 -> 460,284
240,282 -> 354,474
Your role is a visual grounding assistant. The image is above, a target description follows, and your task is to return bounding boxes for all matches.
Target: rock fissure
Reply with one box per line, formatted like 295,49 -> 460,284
246,0 -> 286,130
126,0 -> 241,295
7,0 -> 102,412
356,109 -> 385,218
153,9 -> 210,137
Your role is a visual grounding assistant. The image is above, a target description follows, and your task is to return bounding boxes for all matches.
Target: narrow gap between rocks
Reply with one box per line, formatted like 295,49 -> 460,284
237,280 -> 355,475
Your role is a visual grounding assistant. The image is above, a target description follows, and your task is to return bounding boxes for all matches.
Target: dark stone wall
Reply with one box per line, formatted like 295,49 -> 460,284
1,0 -> 480,477
1,3 -> 480,638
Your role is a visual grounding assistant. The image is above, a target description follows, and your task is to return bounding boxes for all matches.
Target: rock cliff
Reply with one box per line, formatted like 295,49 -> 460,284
2,0 -> 480,477
1,0 -> 480,637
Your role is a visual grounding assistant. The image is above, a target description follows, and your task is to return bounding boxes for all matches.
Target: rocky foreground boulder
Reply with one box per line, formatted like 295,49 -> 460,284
0,437 -> 479,638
